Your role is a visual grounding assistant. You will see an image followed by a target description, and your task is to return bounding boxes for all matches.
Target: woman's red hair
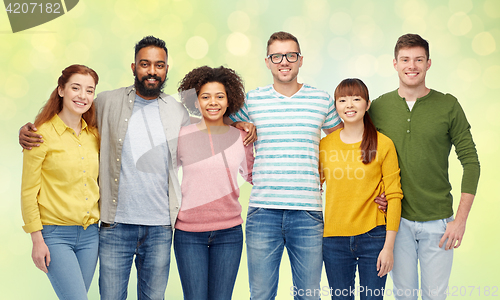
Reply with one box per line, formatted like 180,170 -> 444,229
334,78 -> 377,164
34,64 -> 99,130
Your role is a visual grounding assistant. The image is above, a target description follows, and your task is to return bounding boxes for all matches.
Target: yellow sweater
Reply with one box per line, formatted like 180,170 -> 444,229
319,129 -> 402,237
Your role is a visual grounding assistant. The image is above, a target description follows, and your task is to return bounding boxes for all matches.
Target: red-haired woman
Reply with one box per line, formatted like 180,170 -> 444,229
21,64 -> 100,300
319,78 -> 402,300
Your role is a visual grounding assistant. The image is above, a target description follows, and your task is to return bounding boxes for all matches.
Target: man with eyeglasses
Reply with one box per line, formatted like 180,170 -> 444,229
229,31 -> 342,299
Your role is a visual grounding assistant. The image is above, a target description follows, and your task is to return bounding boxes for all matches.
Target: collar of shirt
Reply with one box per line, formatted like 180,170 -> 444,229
50,114 -> 88,136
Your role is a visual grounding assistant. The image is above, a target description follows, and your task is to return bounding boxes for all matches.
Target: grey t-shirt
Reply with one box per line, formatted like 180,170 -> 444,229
115,95 -> 171,225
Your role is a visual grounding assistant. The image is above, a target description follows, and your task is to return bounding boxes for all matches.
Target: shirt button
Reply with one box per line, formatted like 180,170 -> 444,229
115,178 -> 118,182
117,159 -> 120,162
83,170 -> 86,173
119,139 -> 122,142
407,130 -> 410,133
84,184 -> 87,186
129,100 -> 132,103
113,199 -> 116,203
407,119 -> 410,122
79,144 -> 81,147
87,211 -> 89,214
86,198 -> 88,200
125,119 -> 128,122
82,157 -> 84,159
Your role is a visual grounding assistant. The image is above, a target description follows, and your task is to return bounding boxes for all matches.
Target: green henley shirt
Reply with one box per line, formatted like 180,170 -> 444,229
369,89 -> 480,222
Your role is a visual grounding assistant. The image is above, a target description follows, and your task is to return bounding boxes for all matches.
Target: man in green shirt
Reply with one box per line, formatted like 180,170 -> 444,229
370,34 -> 480,300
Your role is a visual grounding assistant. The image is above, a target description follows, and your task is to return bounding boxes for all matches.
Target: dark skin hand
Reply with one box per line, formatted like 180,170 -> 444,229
19,122 -> 43,150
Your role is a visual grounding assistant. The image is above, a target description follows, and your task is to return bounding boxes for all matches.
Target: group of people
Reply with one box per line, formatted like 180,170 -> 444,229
19,31 -> 479,300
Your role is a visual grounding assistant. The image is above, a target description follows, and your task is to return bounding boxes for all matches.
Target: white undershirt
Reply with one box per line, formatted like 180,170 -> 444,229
406,100 -> 416,111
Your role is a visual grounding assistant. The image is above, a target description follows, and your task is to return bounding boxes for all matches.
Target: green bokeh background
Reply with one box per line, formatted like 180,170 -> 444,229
1,0 -> 499,299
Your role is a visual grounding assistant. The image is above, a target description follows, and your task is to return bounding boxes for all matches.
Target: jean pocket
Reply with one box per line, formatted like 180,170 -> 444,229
441,216 -> 454,231
99,222 -> 118,230
365,225 -> 386,238
246,207 -> 262,219
161,225 -> 173,230
303,210 -> 324,223
226,224 -> 242,231
41,225 -> 57,236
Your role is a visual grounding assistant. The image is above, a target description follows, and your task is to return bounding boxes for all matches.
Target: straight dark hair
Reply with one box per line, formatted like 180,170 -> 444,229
334,78 -> 377,164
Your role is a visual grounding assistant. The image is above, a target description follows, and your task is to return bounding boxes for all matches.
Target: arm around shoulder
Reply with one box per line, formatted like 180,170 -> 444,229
19,122 -> 44,150
323,122 -> 343,135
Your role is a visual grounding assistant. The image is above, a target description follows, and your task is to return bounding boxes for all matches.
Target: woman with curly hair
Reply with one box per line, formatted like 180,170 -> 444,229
174,66 -> 254,300
21,64 -> 100,300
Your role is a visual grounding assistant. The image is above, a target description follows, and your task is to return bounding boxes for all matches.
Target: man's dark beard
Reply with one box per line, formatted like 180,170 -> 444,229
134,73 -> 167,98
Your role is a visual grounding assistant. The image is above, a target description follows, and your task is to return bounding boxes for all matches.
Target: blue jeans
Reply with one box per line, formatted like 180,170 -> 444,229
41,224 -> 98,300
173,225 -> 243,300
390,217 -> 454,300
245,208 -> 324,300
98,223 -> 172,300
323,225 -> 388,300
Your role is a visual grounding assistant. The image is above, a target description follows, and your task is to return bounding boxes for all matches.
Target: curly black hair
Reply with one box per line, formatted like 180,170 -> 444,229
178,66 -> 246,117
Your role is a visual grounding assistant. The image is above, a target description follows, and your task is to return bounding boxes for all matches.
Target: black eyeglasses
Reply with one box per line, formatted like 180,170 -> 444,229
267,52 -> 301,64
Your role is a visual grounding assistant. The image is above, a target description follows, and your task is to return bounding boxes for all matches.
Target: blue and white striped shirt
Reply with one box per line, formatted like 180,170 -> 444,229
230,84 -> 341,211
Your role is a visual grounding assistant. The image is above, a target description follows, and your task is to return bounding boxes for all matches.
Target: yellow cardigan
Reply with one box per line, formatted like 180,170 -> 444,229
21,114 -> 100,233
319,129 -> 402,237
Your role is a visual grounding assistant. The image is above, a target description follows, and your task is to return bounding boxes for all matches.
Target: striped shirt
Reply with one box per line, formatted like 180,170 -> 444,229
230,84 -> 341,210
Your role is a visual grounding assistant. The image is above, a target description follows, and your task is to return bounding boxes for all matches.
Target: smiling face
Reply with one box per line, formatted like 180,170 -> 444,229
58,73 -> 96,118
394,46 -> 431,90
265,40 -> 303,85
132,46 -> 168,99
335,95 -> 370,125
196,82 -> 228,127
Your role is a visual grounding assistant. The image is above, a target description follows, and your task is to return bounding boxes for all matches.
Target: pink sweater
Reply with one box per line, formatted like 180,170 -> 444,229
175,124 -> 254,232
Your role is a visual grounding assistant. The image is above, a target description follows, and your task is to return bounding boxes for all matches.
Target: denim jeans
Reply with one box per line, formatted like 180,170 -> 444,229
173,224 -> 243,300
41,224 -> 98,300
98,223 -> 172,300
390,217 -> 454,300
245,207 -> 324,300
323,225 -> 387,300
